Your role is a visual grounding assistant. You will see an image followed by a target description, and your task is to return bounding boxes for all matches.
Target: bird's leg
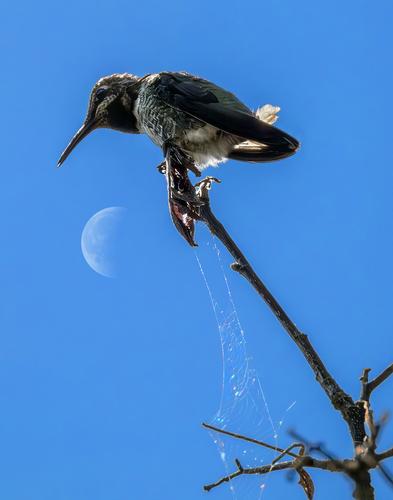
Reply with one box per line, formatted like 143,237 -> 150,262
158,146 -> 222,246
157,154 -> 201,178
184,159 -> 202,178
163,143 -> 203,246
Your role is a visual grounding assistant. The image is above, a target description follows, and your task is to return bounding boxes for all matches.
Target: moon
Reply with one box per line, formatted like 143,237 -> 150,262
81,207 -> 128,278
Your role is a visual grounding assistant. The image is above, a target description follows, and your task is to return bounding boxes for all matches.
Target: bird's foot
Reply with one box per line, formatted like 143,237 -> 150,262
161,141 -> 201,177
194,176 -> 221,200
168,177 -> 205,224
186,161 -> 202,177
160,145 -> 222,246
168,177 -> 221,247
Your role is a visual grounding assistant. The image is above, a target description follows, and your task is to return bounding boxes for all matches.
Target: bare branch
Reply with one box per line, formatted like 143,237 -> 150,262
351,470 -> 375,500
369,364 -> 393,393
360,364 -> 393,403
360,368 -> 372,402
202,422 -> 300,459
359,364 -> 392,454
194,175 -> 366,447
204,455 -> 347,492
160,154 -> 393,499
203,459 -> 295,492
377,447 -> 393,462
272,443 -> 305,465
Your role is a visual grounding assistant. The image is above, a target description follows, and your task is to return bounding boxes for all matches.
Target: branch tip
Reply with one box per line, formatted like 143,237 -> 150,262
203,422 -> 300,458
230,262 -> 244,272
235,458 -> 243,471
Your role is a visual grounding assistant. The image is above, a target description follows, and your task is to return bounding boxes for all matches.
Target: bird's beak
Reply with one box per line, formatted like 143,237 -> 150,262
57,117 -> 99,167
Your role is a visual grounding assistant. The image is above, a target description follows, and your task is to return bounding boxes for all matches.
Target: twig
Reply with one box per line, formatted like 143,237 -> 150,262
377,448 -> 393,462
194,176 -> 366,447
203,459 -> 295,492
361,364 -> 393,402
368,364 -> 393,393
288,429 -> 345,470
360,365 -> 392,456
202,422 -> 300,459
288,430 -> 379,499
204,456 -> 347,492
360,369 -> 372,402
271,443 -> 305,465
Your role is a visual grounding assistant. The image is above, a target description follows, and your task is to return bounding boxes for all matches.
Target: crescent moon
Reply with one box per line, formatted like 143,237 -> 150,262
81,207 -> 127,278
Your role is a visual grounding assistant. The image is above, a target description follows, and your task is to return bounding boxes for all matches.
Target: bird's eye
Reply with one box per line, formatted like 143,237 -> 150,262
95,87 -> 109,102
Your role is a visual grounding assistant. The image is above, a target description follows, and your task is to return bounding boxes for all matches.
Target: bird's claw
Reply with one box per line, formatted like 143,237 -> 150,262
186,162 -> 202,177
195,176 -> 221,199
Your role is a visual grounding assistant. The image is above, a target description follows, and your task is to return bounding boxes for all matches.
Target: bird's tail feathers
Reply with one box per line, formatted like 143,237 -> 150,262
255,104 -> 281,125
227,103 -> 299,163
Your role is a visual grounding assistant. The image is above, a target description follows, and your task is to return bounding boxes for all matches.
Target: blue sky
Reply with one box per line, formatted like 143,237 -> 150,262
1,0 -> 393,498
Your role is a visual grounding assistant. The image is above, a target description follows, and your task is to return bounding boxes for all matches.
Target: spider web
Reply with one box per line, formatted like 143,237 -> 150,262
195,232 -> 296,498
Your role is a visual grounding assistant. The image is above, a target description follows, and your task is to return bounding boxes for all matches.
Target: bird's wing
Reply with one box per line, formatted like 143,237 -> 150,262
154,73 -> 299,159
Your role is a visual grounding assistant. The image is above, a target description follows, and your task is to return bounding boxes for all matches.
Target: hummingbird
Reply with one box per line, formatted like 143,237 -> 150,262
58,71 -> 299,245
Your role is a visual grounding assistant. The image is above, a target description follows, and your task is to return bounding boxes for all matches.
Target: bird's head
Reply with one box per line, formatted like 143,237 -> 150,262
58,73 -> 141,167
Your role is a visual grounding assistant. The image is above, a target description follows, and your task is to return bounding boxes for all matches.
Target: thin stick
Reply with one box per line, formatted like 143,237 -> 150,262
360,368 -> 372,401
368,364 -> 393,394
360,364 -> 393,409
203,460 -> 296,492
377,448 -> 393,462
202,422 -> 300,459
204,456 -> 346,492
271,443 -> 305,465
